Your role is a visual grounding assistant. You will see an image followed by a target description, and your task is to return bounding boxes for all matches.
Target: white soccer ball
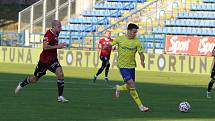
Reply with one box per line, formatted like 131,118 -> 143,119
179,101 -> 191,112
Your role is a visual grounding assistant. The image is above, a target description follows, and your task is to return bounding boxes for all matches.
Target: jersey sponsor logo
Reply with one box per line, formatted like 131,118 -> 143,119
121,46 -> 136,51
44,37 -> 49,41
102,42 -> 110,45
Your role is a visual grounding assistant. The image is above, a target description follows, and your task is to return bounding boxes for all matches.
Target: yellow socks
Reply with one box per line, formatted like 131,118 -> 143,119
116,84 -> 143,107
117,84 -> 128,91
129,88 -> 143,107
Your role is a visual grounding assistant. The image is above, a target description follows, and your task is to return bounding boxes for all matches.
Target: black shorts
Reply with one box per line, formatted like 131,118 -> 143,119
34,59 -> 61,78
211,65 -> 215,79
100,56 -> 110,66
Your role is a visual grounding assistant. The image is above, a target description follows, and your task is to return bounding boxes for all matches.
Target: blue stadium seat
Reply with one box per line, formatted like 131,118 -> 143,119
62,25 -> 97,32
199,20 -> 205,26
106,0 -> 146,3
165,20 -> 170,25
144,43 -> 154,49
177,12 -> 215,19
203,0 -> 215,3
155,43 -> 164,49
152,28 -> 159,33
59,32 -> 85,46
192,12 -> 198,18
190,4 -> 197,10
196,28 -> 202,35
145,43 -> 154,49
95,3 -> 135,10
152,26 -> 215,36
70,17 -> 109,25
212,29 -> 215,35
206,29 -> 213,36
144,35 -> 154,42
180,28 -> 186,34
59,31 -> 70,38
81,10 -> 122,17
185,20 -> 191,26
190,28 -> 197,35
179,20 -> 185,26
191,4 -> 215,11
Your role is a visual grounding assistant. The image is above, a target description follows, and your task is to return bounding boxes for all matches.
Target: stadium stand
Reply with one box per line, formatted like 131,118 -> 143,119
59,0 -> 148,49
106,0 -> 146,2
0,32 -> 24,46
94,3 -> 135,10
177,12 -> 215,19
152,0 -> 215,36
2,0 -> 198,53
81,11 -> 122,17
190,4 -> 215,11
203,0 -> 215,3
69,18 -> 109,25
165,19 -> 215,28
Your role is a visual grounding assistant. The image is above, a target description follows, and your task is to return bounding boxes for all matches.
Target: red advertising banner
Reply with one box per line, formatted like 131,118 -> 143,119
165,35 -> 215,56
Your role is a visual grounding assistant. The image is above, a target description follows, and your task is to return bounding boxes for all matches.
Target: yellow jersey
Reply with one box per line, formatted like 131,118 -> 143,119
111,35 -> 143,68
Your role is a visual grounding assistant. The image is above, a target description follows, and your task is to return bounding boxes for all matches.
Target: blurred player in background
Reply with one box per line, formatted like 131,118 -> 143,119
15,20 -> 69,103
93,30 -> 113,84
207,46 -> 215,98
108,23 -> 149,112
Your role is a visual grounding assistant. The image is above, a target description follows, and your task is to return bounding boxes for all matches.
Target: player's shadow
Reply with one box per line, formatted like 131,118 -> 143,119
0,72 -> 215,121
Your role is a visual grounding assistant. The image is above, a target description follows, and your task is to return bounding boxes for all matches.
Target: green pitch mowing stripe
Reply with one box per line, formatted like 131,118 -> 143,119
0,63 -> 214,121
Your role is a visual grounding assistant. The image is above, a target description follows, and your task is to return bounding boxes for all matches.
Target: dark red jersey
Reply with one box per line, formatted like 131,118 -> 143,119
99,38 -> 113,57
39,29 -> 58,64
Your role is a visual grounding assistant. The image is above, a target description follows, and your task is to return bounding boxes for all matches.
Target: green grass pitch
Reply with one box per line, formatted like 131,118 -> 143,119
0,63 -> 214,121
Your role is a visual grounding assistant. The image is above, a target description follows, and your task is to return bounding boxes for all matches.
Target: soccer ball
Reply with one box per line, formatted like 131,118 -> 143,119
179,101 -> 191,112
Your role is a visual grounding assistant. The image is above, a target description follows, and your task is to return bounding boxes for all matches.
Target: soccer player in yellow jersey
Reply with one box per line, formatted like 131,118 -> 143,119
109,23 -> 149,112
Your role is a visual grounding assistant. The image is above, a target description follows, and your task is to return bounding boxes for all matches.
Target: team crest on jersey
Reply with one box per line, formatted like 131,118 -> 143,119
44,37 -> 49,41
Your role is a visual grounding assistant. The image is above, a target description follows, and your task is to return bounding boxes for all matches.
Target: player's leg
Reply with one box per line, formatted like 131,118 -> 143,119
15,76 -> 39,94
49,59 -> 68,103
127,80 -> 149,112
55,67 -> 68,102
93,63 -> 105,82
207,66 -> 215,98
93,56 -> 106,82
15,61 -> 46,94
104,61 -> 110,83
207,79 -> 215,98
122,68 -> 149,112
115,68 -> 130,97
115,68 -> 136,97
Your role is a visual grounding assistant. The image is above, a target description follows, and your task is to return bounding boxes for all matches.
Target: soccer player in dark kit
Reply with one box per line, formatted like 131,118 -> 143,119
207,46 -> 215,98
93,30 -> 113,84
15,20 -> 69,103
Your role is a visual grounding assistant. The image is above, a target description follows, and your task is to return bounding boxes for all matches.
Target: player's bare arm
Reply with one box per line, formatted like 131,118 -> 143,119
97,42 -> 101,53
139,52 -> 145,68
43,41 -> 67,50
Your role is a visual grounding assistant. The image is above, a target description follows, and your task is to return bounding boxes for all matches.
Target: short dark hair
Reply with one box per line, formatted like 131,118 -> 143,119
127,23 -> 139,30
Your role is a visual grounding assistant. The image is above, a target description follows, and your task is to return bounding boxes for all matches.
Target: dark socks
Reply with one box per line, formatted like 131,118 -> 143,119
105,69 -> 109,77
208,80 -> 214,92
20,77 -> 30,87
105,64 -> 110,77
57,80 -> 64,96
